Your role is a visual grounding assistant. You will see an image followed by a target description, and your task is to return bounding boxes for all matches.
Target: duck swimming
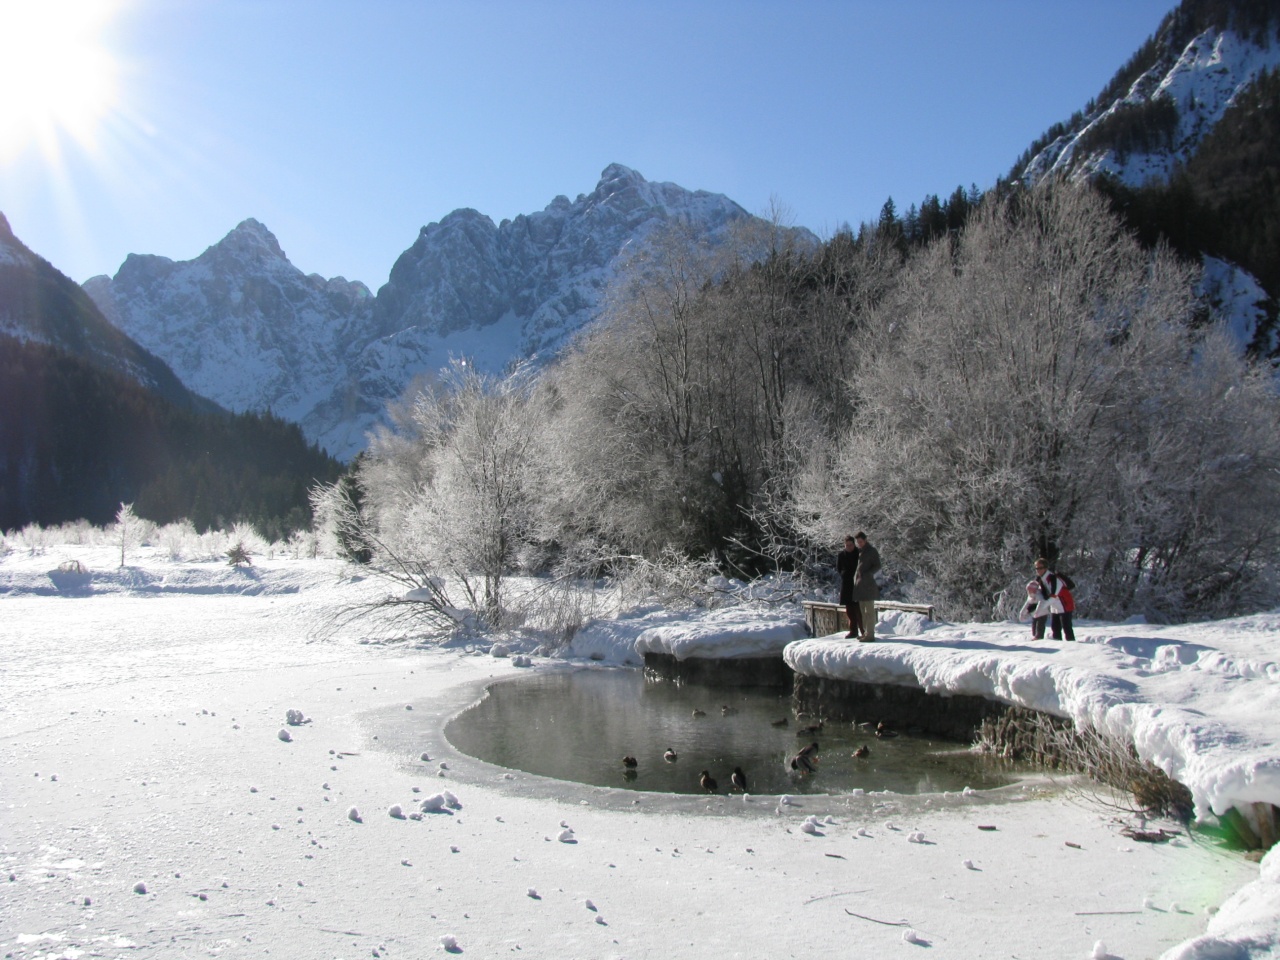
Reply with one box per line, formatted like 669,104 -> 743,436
663,748 -> 678,762
622,755 -> 638,768
853,745 -> 870,759
699,770 -> 718,793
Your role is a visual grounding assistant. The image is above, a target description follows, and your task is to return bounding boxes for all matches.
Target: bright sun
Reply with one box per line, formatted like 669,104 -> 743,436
0,0 -> 123,162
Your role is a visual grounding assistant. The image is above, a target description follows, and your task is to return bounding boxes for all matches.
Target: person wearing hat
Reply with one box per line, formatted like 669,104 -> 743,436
851,532 -> 880,642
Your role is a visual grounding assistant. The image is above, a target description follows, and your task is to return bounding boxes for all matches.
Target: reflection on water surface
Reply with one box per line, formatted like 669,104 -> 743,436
444,667 -> 1025,796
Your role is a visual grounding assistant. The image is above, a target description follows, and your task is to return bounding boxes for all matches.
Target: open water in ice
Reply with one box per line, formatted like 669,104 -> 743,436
444,666 -> 1028,796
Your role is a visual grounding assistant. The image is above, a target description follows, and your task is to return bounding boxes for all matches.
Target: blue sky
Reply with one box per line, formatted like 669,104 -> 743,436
1,0 -> 1175,290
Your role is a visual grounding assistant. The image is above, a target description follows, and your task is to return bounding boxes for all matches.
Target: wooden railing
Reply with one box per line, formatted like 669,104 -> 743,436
801,599 -> 935,637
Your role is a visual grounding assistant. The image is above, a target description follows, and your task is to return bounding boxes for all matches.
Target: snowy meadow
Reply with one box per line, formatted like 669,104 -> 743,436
2,535 -> 1277,959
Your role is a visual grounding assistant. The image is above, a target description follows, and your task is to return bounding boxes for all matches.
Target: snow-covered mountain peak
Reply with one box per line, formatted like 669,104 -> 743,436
201,217 -> 289,266
430,208 -> 495,232
84,167 -> 807,459
597,162 -> 644,191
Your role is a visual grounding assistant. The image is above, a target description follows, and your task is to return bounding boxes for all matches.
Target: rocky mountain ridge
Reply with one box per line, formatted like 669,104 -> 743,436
84,165 -> 778,460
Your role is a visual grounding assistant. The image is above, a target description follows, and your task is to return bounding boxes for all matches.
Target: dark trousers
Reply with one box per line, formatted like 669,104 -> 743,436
1052,611 -> 1075,641
1031,615 -> 1048,640
845,603 -> 862,636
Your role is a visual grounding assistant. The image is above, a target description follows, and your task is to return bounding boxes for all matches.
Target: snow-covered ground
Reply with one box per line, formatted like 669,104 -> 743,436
2,546 -> 1277,958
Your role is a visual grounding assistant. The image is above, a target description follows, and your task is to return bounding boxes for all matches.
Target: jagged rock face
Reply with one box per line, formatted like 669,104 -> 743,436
84,218 -> 375,449
84,165 -> 785,460
372,164 -> 752,352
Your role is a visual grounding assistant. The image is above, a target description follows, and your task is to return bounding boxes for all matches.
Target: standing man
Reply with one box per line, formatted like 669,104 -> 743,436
836,536 -> 862,639
852,532 -> 880,642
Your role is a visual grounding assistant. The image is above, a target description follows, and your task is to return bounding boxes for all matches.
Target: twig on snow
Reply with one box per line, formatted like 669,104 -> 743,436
844,909 -> 911,926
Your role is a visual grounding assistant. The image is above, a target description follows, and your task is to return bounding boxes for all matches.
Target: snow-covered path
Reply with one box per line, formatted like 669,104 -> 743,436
0,552 -> 1268,958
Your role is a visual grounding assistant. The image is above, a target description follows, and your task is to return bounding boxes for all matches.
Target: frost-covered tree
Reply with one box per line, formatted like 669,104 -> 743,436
789,183 -> 1280,620
361,361 -> 546,627
310,470 -> 374,564
537,217 -> 856,566
112,502 -> 147,568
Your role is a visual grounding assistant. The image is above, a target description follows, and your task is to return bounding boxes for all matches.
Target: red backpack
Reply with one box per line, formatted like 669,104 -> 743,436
1059,586 -> 1075,613
1054,573 -> 1076,613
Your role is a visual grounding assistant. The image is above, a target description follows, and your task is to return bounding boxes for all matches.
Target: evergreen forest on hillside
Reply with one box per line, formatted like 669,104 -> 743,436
0,336 -> 342,537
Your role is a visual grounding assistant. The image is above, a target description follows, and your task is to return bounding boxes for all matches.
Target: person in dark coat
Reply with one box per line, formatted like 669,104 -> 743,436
836,536 -> 862,639
852,532 -> 881,642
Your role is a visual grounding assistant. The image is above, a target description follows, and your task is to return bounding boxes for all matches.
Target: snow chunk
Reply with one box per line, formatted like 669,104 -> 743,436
634,605 -> 807,660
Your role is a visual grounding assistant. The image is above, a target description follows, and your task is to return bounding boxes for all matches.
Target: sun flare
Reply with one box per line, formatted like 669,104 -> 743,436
0,0 -> 123,161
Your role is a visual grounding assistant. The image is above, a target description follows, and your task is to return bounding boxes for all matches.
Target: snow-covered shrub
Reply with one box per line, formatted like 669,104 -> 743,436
228,522 -> 268,557
610,549 -> 729,614
17,523 -> 52,554
156,520 -> 200,560
287,528 -> 318,559
50,519 -> 96,545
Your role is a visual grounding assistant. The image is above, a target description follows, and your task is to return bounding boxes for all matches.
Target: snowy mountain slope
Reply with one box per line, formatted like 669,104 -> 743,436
1015,4 -> 1280,350
374,164 -> 757,356
83,218 -> 374,440
0,212 -> 212,412
85,166 -> 797,460
1021,23 -> 1280,188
